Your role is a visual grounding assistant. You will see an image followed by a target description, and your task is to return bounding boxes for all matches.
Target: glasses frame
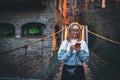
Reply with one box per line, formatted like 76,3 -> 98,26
71,29 -> 80,33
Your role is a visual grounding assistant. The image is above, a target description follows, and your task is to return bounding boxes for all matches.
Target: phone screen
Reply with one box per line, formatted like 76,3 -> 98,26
75,43 -> 81,47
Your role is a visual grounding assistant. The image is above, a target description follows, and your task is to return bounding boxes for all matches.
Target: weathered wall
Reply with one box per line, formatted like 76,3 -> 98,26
85,1 -> 120,80
85,1 -> 120,49
0,0 -> 55,79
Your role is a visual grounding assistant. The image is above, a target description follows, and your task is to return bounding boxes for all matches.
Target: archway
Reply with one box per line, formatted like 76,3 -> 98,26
21,22 -> 46,37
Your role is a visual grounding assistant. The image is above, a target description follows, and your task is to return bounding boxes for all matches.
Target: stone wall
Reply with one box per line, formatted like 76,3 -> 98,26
85,2 -> 120,80
85,1 -> 120,49
0,0 -> 55,79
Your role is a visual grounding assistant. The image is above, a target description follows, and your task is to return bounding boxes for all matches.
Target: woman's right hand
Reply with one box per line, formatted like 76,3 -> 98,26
70,45 -> 81,51
70,45 -> 74,51
70,45 -> 76,51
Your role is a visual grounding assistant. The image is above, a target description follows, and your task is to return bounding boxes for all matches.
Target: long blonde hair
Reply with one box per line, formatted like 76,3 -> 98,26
66,22 -> 82,41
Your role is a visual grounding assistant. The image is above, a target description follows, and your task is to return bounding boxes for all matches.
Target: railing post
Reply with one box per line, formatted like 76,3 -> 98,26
41,39 -> 44,79
50,36 -> 52,54
24,44 -> 28,80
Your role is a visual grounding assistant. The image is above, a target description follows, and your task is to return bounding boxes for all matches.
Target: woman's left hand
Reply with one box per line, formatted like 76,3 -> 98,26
74,45 -> 81,51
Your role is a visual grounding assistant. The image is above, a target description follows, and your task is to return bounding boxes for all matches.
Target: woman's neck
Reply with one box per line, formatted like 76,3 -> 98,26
71,38 -> 77,40
71,38 -> 78,41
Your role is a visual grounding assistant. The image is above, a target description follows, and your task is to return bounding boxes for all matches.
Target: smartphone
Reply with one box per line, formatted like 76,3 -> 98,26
75,43 -> 81,47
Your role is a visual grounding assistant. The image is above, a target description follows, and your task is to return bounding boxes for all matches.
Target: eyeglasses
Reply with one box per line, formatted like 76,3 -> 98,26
71,29 -> 80,32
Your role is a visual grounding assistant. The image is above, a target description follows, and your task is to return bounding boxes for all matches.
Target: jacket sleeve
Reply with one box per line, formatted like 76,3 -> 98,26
78,50 -> 89,62
57,40 -> 72,62
78,40 -> 89,62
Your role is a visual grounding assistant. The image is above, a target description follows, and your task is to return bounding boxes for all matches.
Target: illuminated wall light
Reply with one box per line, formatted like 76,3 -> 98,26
53,31 -> 56,52
102,0 -> 106,8
63,0 -> 69,24
64,26 -> 68,40
81,26 -> 85,40
91,0 -> 94,2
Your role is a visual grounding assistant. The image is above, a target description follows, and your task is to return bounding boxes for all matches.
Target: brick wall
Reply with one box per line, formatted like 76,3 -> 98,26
0,0 -> 55,79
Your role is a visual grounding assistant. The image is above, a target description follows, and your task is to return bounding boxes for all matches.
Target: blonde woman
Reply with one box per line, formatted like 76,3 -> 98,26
58,22 -> 89,80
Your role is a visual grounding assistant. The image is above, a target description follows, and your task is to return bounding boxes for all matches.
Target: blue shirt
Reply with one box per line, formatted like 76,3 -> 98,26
57,39 -> 89,66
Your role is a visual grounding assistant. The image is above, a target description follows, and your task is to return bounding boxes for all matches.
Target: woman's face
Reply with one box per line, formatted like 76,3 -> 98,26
71,25 -> 80,39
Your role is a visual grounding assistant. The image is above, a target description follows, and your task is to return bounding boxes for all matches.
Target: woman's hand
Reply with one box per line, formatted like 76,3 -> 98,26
74,45 -> 81,51
70,45 -> 81,51
70,45 -> 75,51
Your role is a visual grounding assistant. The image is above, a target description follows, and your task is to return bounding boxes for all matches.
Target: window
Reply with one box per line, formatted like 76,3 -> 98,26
21,22 -> 46,37
0,23 -> 15,38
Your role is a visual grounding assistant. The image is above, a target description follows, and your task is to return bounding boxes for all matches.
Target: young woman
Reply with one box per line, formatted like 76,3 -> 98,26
57,22 -> 89,80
